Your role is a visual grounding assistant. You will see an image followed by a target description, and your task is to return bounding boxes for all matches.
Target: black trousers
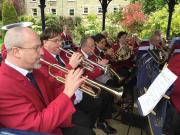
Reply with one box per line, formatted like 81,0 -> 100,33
75,93 -> 102,128
62,125 -> 95,135
62,110 -> 95,135
98,90 -> 113,120
75,91 -> 113,127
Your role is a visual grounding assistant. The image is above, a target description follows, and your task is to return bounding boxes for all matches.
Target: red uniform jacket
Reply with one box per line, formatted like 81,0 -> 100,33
39,48 -> 72,92
60,32 -> 78,51
94,47 -> 111,60
0,62 -> 75,135
60,32 -> 73,41
168,54 -> 180,113
77,48 -> 103,80
1,44 -> 7,62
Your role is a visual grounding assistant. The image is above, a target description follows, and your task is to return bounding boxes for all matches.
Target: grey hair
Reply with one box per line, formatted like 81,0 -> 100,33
4,27 -> 27,51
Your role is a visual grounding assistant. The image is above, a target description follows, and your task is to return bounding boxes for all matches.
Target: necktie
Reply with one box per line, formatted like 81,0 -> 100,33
56,55 -> 65,67
99,51 -> 105,58
26,72 -> 44,98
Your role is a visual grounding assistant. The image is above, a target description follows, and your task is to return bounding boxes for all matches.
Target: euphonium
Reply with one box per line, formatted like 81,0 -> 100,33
115,45 -> 131,61
40,58 -> 123,97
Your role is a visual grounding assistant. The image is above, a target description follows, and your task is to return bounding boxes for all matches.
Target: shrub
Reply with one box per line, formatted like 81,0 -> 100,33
2,0 -> 18,25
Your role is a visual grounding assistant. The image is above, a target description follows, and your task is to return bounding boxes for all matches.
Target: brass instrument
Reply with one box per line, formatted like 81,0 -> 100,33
147,47 -> 168,64
59,47 -> 109,73
40,58 -> 123,97
114,45 -> 132,61
92,52 -> 125,82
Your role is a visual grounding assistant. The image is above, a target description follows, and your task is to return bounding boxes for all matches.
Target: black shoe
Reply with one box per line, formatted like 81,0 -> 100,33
96,120 -> 117,134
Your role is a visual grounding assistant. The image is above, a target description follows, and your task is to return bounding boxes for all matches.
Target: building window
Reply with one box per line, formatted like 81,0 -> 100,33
69,9 -> 75,16
31,0 -> 37,2
32,8 -> 37,16
97,7 -> 102,14
113,7 -> 119,13
50,8 -> 56,14
83,7 -> 88,14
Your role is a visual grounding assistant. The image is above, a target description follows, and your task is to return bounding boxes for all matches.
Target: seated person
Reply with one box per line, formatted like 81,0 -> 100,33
60,25 -> 77,51
0,27 -> 95,135
40,27 -> 94,130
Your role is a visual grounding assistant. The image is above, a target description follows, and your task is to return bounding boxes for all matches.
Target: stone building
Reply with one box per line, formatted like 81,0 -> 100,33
25,0 -> 129,17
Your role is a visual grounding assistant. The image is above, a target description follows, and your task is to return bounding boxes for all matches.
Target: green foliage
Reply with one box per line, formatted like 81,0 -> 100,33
140,4 -> 180,39
19,15 -> 36,24
0,0 -> 2,20
85,14 -> 101,35
74,16 -> 82,26
45,14 -> 62,32
106,12 -> 124,40
2,0 -> 18,25
130,0 -> 166,14
107,11 -> 122,25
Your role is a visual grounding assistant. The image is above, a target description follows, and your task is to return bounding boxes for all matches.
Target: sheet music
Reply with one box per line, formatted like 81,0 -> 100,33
138,68 -> 178,116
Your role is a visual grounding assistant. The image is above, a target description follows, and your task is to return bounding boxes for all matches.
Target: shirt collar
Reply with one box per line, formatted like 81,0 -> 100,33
96,46 -> 103,52
49,52 -> 65,64
5,59 -> 30,76
81,49 -> 88,59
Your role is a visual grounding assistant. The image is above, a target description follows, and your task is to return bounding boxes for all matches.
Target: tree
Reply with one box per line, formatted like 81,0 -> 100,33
2,0 -> 18,25
140,4 -> 180,39
12,0 -> 25,15
130,0 -> 166,14
121,3 -> 146,33
0,0 -> 2,20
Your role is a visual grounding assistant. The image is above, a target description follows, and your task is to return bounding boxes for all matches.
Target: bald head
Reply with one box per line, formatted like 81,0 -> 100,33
4,27 -> 39,51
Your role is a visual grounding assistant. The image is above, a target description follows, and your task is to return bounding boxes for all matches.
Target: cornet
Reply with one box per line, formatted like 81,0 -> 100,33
92,51 -> 125,82
59,47 -> 109,73
40,58 -> 123,97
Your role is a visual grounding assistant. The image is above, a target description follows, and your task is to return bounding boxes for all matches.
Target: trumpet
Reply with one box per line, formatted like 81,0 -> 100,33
40,58 -> 123,97
59,47 -> 109,73
92,51 -> 125,82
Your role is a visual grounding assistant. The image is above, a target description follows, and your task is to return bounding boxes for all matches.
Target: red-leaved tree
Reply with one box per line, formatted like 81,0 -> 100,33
121,3 -> 146,33
12,0 -> 25,15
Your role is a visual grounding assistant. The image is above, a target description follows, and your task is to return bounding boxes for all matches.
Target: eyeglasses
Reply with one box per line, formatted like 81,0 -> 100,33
15,45 -> 42,52
48,39 -> 61,44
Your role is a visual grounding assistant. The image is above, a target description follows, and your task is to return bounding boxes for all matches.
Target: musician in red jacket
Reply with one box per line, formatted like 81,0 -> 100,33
0,27 -> 94,135
60,25 -> 77,51
79,36 -> 117,134
40,28 -> 82,90
40,27 -> 97,131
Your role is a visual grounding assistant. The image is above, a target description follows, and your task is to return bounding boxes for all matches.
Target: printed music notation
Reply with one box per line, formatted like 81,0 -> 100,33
138,68 -> 177,116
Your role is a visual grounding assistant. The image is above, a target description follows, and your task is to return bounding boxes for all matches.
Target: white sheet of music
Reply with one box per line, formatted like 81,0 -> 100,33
138,68 -> 178,116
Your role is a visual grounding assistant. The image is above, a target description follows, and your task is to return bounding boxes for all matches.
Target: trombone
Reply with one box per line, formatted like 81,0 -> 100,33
40,58 -> 123,97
